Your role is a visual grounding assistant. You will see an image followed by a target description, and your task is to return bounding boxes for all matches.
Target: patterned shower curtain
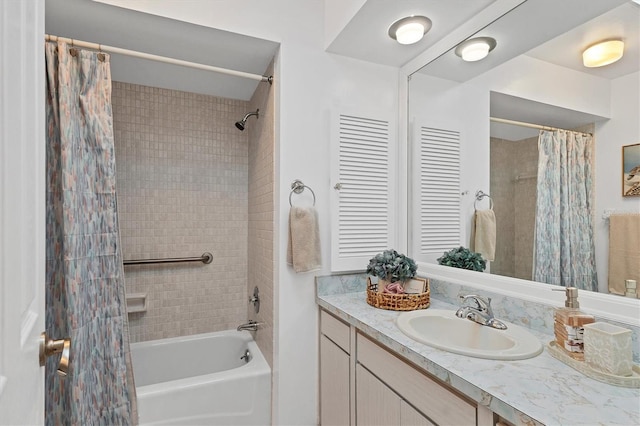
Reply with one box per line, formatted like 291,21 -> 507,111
45,41 -> 137,424
533,129 -> 598,291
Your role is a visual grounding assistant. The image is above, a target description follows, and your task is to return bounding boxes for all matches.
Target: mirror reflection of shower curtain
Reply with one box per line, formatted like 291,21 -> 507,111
533,129 -> 597,291
44,41 -> 138,424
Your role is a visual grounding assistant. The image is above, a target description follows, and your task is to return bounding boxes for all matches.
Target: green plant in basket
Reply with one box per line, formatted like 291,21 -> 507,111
437,246 -> 486,272
366,249 -> 417,283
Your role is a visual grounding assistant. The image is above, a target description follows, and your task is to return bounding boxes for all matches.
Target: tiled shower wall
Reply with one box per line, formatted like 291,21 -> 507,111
490,136 -> 537,280
112,82 -> 250,342
248,60 -> 275,368
511,137 -> 538,279
490,137 -> 515,277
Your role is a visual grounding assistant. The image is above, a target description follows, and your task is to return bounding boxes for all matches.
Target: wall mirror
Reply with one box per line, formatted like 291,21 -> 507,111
407,0 -> 639,299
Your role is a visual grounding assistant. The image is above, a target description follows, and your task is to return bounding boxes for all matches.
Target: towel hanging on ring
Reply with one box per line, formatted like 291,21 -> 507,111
473,208 -> 496,262
287,206 -> 322,273
286,179 -> 321,272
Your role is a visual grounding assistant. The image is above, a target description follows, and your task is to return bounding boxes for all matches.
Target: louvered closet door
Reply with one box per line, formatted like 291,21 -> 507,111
331,113 -> 396,272
411,124 -> 461,264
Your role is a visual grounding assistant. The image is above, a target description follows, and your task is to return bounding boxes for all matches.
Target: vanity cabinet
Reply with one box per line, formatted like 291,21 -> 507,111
320,310 -> 351,426
356,364 -> 435,426
401,400 -> 437,426
319,308 -> 496,426
356,364 -> 401,425
357,333 -> 475,425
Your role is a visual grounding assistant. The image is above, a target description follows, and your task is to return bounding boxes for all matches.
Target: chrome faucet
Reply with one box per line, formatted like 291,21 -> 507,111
237,320 -> 261,332
455,295 -> 507,330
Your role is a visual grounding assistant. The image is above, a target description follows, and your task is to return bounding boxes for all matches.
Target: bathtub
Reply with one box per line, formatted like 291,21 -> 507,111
131,330 -> 271,425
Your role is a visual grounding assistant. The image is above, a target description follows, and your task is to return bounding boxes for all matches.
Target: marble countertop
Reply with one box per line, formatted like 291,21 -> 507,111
317,291 -> 640,426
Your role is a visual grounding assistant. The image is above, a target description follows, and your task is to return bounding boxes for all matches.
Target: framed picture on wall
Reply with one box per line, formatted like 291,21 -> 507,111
623,143 -> 640,197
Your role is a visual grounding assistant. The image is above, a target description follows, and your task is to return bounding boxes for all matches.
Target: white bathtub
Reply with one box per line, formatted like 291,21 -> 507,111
131,330 -> 271,425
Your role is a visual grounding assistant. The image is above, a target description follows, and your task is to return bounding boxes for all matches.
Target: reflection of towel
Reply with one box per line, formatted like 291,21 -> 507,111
287,206 -> 321,273
608,214 -> 640,297
474,209 -> 496,261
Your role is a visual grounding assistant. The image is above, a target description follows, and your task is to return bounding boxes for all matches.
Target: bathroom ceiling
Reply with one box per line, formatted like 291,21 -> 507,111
526,2 -> 640,80
412,0 -> 633,83
326,0 -> 638,77
46,0 -> 638,103
402,0 -> 638,142
45,0 -> 279,101
46,0 -> 503,100
325,0 -> 496,67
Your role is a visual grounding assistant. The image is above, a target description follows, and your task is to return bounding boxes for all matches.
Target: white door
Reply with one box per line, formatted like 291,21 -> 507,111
0,0 -> 46,424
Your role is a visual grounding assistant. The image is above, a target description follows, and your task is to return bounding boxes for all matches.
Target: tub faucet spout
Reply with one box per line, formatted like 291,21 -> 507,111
237,320 -> 261,332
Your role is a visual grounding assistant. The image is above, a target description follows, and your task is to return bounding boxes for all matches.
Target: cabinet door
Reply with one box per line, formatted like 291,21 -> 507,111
357,333 -> 476,425
320,335 -> 350,425
401,400 -> 436,426
356,364 -> 401,426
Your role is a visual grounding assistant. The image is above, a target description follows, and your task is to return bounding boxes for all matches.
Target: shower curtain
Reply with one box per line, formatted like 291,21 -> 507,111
45,41 -> 137,424
533,129 -> 597,291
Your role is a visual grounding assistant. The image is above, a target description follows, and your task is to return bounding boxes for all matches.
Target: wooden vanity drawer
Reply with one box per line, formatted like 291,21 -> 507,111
321,310 -> 351,353
357,333 -> 476,425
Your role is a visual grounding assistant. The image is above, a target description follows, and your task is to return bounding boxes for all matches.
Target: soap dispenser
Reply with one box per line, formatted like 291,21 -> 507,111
553,287 -> 595,360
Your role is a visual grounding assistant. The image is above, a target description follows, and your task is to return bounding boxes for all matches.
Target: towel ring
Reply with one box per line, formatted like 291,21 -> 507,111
474,190 -> 493,210
289,179 -> 316,206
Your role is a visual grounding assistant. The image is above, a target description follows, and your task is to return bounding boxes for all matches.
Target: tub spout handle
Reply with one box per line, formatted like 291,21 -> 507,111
249,286 -> 260,314
237,320 -> 262,332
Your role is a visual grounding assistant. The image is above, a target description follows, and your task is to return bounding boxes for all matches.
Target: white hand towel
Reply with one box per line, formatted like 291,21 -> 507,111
474,209 -> 496,261
287,206 -> 322,273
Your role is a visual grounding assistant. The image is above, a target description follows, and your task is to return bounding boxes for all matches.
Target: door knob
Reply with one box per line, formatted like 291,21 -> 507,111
39,332 -> 70,377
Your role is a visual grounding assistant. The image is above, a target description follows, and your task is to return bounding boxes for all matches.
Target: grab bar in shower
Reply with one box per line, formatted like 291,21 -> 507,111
123,252 -> 213,266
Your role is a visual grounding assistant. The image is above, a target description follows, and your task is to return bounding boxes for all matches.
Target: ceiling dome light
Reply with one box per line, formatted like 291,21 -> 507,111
388,16 -> 432,45
582,40 -> 624,68
396,22 -> 425,45
454,37 -> 497,62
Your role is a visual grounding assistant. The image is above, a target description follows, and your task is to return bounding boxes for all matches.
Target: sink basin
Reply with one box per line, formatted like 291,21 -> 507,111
396,309 -> 543,360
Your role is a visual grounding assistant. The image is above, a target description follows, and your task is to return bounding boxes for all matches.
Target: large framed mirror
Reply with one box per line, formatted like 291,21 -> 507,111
405,0 -> 639,316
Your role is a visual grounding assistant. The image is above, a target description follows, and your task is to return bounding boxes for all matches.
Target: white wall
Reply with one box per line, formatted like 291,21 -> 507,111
594,71 -> 640,292
475,55 -> 611,118
96,1 -> 399,424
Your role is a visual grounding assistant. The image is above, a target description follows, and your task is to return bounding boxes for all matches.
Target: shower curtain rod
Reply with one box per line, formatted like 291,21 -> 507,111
490,117 -> 592,135
45,34 -> 273,84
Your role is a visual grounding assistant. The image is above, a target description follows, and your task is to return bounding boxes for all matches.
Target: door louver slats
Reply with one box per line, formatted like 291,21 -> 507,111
337,114 -> 389,260
419,126 -> 461,254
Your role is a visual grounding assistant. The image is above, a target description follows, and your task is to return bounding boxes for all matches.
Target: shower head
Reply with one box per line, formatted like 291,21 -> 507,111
235,109 -> 259,131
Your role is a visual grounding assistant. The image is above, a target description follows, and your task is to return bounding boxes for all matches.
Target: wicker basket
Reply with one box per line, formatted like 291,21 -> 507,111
366,277 -> 430,311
